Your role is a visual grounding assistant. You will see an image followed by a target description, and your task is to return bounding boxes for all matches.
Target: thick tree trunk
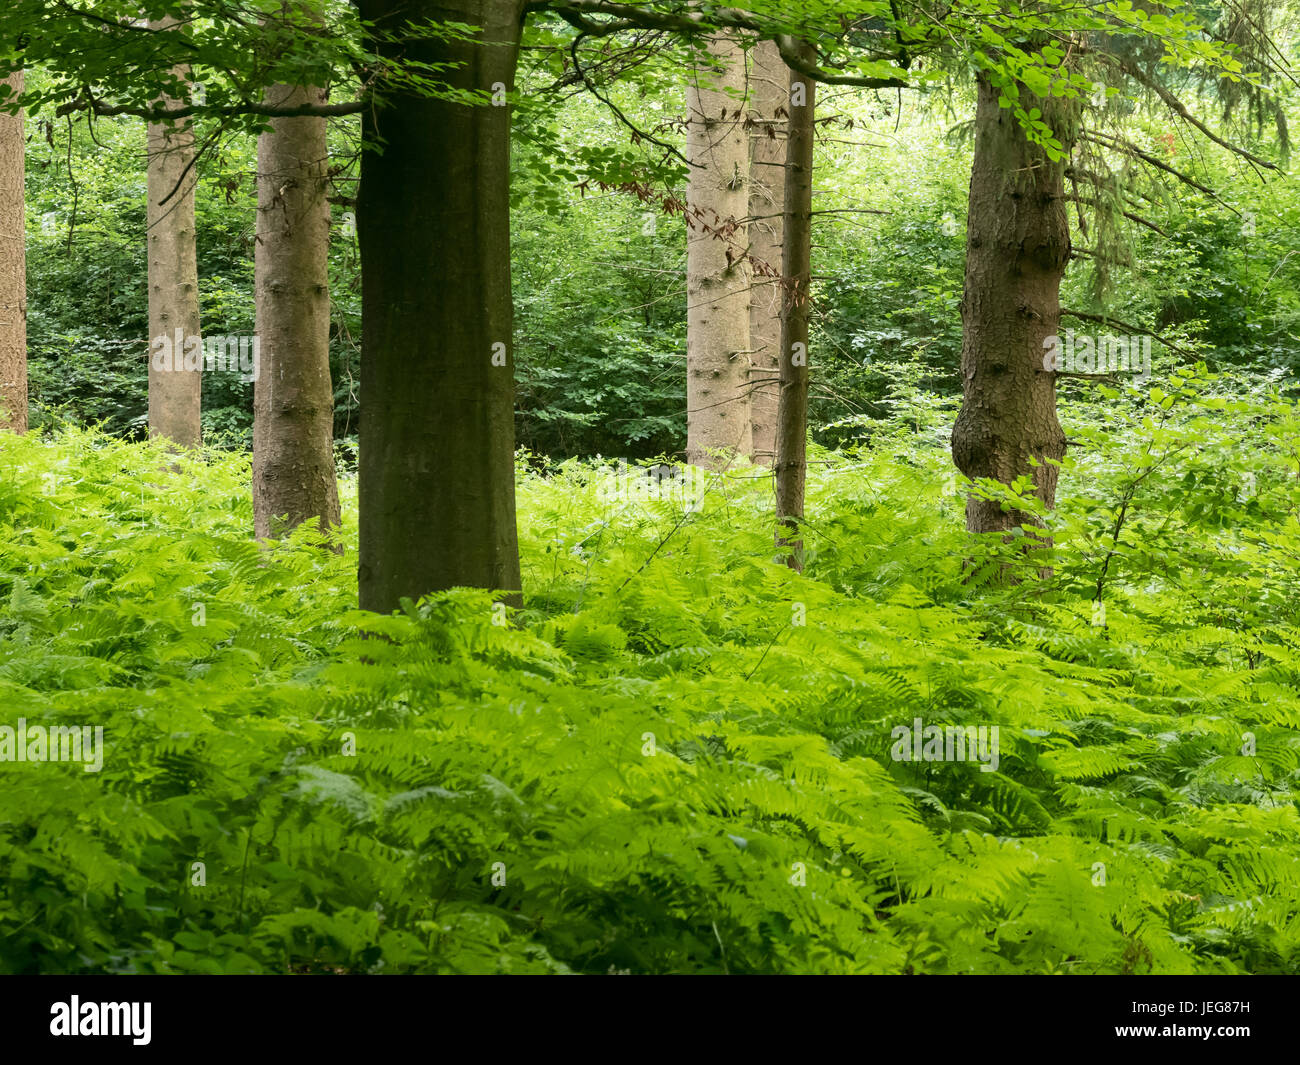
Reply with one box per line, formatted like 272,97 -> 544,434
950,73 -> 1072,539
775,53 -> 814,570
0,70 -> 26,433
747,40 -> 786,468
686,36 -> 752,467
253,81 -> 341,539
146,18 -> 202,447
357,0 -> 523,612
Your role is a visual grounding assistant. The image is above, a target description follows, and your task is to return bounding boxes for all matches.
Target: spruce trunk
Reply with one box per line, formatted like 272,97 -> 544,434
950,73 -> 1071,541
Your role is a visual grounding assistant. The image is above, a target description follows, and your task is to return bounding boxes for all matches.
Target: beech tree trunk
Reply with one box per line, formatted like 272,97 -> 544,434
253,80 -> 341,539
686,36 -> 752,467
356,0 -> 523,612
146,17 -> 202,447
950,72 -> 1071,538
0,70 -> 26,433
775,53 -> 814,570
747,40 -> 786,468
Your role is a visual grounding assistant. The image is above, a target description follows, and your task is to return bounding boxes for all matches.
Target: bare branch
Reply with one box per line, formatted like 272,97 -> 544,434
1059,309 -> 1199,360
1115,58 -> 1279,174
1066,193 -> 1169,237
1080,129 -> 1237,212
56,88 -> 365,121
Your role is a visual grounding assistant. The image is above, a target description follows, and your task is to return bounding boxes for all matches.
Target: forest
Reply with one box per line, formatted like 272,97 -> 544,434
0,0 -> 1297,985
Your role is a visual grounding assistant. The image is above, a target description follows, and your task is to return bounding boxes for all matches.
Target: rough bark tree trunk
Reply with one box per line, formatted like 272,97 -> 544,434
775,50 -> 814,570
0,70 -> 27,433
686,36 -> 752,467
747,39 -> 786,468
253,80 -> 341,539
146,17 -> 202,447
356,0 -> 524,613
950,72 -> 1072,540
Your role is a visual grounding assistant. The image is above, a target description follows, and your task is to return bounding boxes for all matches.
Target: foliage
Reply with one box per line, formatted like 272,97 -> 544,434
3,373 -> 1299,974
2,0 -> 1298,978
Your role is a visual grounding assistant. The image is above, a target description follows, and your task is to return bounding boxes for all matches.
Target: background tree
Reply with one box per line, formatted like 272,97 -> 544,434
0,69 -> 26,433
146,15 -> 202,447
950,10 -> 1281,542
950,63 -> 1074,541
253,67 -> 341,539
685,35 -> 752,467
747,38 -> 787,467
775,49 -> 814,569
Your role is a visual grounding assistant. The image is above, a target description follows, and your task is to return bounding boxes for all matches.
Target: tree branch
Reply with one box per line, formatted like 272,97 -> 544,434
536,1 -> 912,88
1065,193 -> 1168,236
1059,309 -> 1199,360
564,24 -> 694,167
55,88 -> 366,121
1080,129 -> 1236,212
1115,58 -> 1279,174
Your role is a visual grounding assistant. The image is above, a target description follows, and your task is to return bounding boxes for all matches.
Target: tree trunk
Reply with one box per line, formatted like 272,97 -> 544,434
747,39 -> 786,468
0,70 -> 26,433
950,73 -> 1072,539
356,0 -> 523,613
146,17 -> 202,448
686,36 -> 752,467
253,80 -> 341,539
775,51 -> 814,570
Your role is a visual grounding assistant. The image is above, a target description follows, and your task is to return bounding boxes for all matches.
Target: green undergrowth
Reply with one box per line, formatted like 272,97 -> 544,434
2,367 -> 1299,973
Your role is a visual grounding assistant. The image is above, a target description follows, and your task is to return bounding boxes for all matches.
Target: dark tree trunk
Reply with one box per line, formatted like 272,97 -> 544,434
253,80 -> 341,539
356,0 -> 524,612
950,72 -> 1072,540
774,49 -> 814,571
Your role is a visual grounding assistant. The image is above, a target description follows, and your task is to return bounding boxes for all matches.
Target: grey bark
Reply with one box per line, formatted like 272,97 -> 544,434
686,36 -> 752,467
747,39 -> 786,467
253,80 -> 341,539
146,16 -> 202,447
0,70 -> 27,433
